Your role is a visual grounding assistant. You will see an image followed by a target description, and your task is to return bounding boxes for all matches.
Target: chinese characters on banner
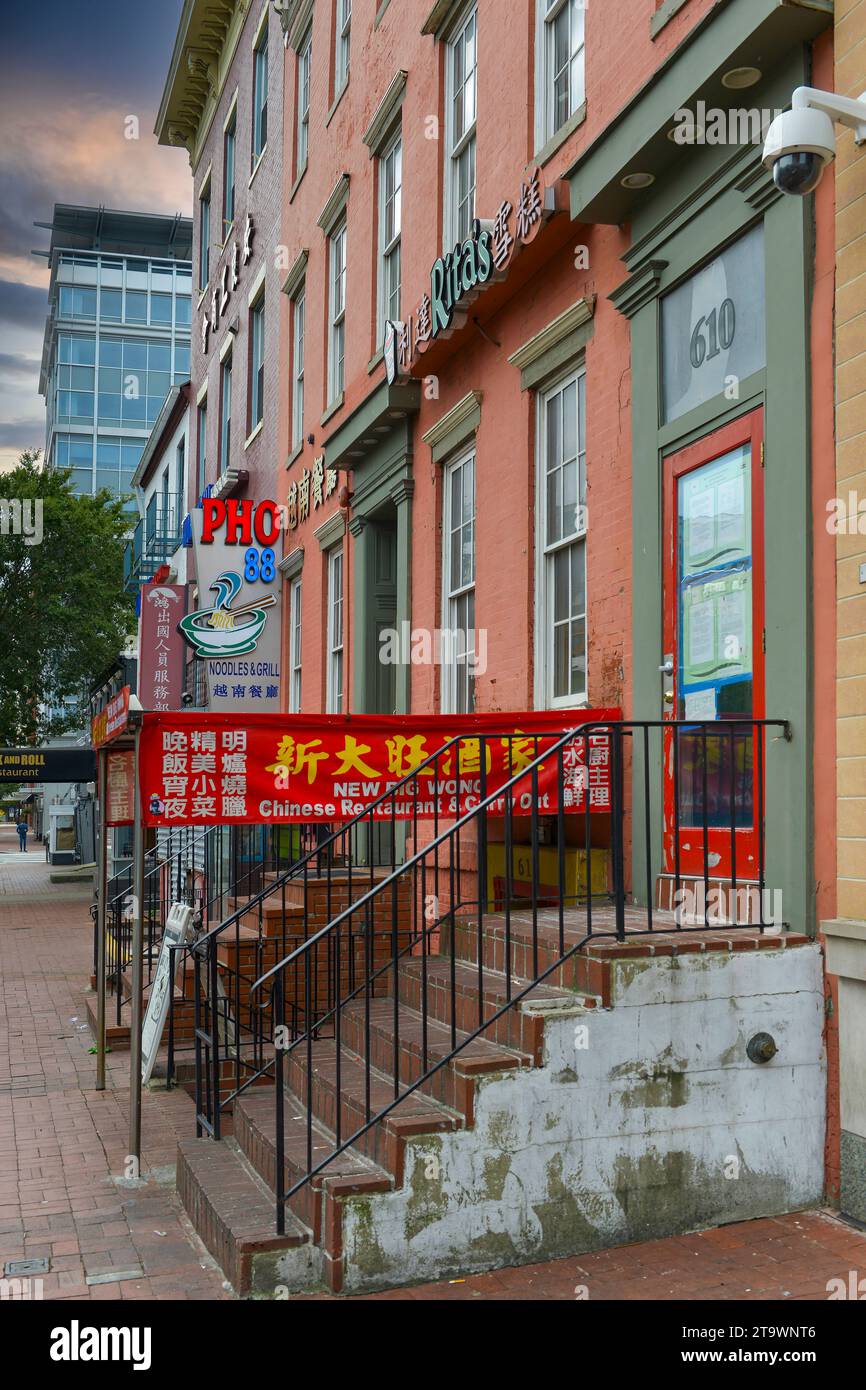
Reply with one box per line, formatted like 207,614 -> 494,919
139,710 -> 620,828
138,585 -> 187,713
105,750 -> 135,826
91,686 -> 130,748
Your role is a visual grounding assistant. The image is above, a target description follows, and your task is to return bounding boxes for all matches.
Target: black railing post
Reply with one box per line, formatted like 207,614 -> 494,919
610,725 -> 627,943
274,971 -> 286,1237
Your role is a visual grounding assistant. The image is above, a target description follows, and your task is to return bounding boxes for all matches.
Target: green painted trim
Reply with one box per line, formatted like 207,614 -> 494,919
317,174 -> 350,233
510,298 -> 596,392
326,80 -> 350,129
321,394 -> 345,427
314,512 -> 346,551
362,70 -> 408,153
609,260 -> 668,320
650,0 -> 689,41
423,391 -> 482,463
322,378 -> 421,472
375,0 -> 392,29
564,0 -> 832,224
535,104 -> 587,169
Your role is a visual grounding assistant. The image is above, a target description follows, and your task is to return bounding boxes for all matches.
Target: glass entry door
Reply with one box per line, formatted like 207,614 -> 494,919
662,409 -> 765,880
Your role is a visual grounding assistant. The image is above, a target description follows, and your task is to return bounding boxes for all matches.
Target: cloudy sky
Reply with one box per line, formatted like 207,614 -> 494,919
0,0 -> 193,471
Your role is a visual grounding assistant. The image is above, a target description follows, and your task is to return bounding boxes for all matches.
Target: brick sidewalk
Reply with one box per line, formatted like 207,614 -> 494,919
1,823 -> 864,1302
0,830 -> 229,1301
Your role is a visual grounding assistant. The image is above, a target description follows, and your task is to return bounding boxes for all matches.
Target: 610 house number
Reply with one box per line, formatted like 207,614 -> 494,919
690,298 -> 736,368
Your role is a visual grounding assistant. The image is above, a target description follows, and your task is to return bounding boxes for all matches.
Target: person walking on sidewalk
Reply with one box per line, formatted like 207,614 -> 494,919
16,818 -> 27,852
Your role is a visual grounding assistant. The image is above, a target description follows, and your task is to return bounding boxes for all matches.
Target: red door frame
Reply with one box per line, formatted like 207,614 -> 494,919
662,407 -> 765,880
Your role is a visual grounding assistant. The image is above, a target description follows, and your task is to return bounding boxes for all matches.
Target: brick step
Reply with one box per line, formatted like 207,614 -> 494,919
234,1089 -> 391,1248
284,1038 -> 461,1182
398,955 -> 589,1062
339,996 -> 530,1120
448,911 -> 615,1001
176,1136 -> 318,1296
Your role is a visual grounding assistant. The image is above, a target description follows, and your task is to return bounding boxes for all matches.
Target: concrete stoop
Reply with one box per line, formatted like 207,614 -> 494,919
177,924 -> 826,1296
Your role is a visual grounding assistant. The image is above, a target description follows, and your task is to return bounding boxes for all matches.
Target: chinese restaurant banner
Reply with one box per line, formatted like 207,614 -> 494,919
139,709 -> 621,828
91,686 -> 130,749
139,585 -> 187,713
105,750 -> 135,827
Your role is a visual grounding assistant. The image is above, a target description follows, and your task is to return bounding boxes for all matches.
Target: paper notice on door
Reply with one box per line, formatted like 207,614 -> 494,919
718,587 -> 747,666
717,475 -> 745,552
684,688 -> 717,721
688,598 -> 715,669
688,489 -> 715,562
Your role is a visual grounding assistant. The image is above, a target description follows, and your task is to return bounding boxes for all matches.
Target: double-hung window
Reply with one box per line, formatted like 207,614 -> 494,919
289,577 -> 303,713
538,0 -> 585,146
327,547 -> 344,714
336,0 -> 351,94
328,219 -> 347,404
223,110 -> 236,236
252,27 -> 268,166
250,293 -> 265,430
291,288 -> 305,451
196,398 -> 207,495
297,29 -> 312,172
442,449 -> 476,714
199,181 -> 211,291
538,369 -> 587,706
219,351 -> 232,475
378,130 -> 402,345
445,6 -> 477,247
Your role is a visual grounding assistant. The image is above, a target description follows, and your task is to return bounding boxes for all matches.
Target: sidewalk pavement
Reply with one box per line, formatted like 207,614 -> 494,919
1,822 -> 864,1302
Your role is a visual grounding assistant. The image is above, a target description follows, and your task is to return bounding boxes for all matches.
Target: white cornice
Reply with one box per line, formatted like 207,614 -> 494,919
362,71 -> 408,154
508,297 -> 596,373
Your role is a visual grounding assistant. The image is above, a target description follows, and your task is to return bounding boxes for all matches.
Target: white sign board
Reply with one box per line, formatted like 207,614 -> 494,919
141,902 -> 194,1084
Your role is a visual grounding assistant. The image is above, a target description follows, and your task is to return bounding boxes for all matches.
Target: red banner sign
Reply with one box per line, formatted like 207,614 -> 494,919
105,749 -> 135,826
91,686 -> 130,749
139,585 -> 187,713
139,710 -> 620,828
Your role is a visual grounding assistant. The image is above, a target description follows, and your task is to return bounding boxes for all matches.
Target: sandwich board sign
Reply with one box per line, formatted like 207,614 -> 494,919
141,902 -> 194,1084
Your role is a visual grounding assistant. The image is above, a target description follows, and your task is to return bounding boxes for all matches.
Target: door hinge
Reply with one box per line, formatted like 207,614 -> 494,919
760,442 -> 765,468
762,628 -> 767,654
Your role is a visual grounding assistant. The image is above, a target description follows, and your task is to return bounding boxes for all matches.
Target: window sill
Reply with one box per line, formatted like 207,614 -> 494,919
367,347 -> 385,375
650,0 -> 689,40
321,394 -> 344,427
197,286 -> 209,309
244,419 -> 264,450
286,440 -> 304,469
535,103 -> 587,169
374,0 -> 392,27
249,145 -> 268,188
289,162 -> 308,205
326,79 -> 349,129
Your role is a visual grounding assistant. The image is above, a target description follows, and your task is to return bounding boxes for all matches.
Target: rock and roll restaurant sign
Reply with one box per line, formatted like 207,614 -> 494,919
179,499 -> 282,713
384,165 -> 554,384
0,747 -> 96,784
139,710 -> 619,828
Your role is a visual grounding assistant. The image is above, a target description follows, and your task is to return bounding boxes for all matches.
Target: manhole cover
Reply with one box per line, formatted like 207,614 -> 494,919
4,1258 -> 49,1276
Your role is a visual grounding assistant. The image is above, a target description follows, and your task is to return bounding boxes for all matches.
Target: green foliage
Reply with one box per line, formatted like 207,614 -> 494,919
0,450 -> 136,744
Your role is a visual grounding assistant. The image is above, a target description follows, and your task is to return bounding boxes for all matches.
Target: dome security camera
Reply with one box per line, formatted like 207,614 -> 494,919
762,107 -> 835,195
763,86 -> 866,197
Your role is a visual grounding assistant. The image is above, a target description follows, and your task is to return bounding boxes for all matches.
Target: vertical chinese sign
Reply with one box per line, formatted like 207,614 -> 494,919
105,750 -> 135,826
138,585 -> 187,713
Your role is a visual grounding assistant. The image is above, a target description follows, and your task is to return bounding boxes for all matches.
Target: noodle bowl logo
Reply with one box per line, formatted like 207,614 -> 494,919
178,572 -> 275,659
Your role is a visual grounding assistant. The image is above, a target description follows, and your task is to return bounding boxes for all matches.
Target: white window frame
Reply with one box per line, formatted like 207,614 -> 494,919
335,0 -> 352,95
219,351 -> 232,476
444,4 -> 478,248
198,179 -> 211,291
535,366 -> 587,709
297,28 -> 312,172
291,287 -> 305,451
196,395 -> 207,495
535,0 -> 586,149
327,546 -> 344,714
252,23 -> 269,167
250,291 -> 265,429
328,219 -> 347,404
289,576 -> 303,713
441,447 -> 477,715
223,104 -> 237,239
377,129 -> 402,348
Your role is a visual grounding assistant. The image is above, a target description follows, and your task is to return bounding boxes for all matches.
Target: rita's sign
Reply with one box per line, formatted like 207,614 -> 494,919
385,165 -> 554,383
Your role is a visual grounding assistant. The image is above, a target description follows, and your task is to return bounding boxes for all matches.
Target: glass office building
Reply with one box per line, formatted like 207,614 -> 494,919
37,205 -> 193,504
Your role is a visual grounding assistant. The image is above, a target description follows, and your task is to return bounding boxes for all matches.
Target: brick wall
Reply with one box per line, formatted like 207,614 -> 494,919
835,0 -> 866,924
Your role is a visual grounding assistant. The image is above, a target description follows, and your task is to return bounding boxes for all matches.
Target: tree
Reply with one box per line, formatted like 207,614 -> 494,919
0,451 -> 136,745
